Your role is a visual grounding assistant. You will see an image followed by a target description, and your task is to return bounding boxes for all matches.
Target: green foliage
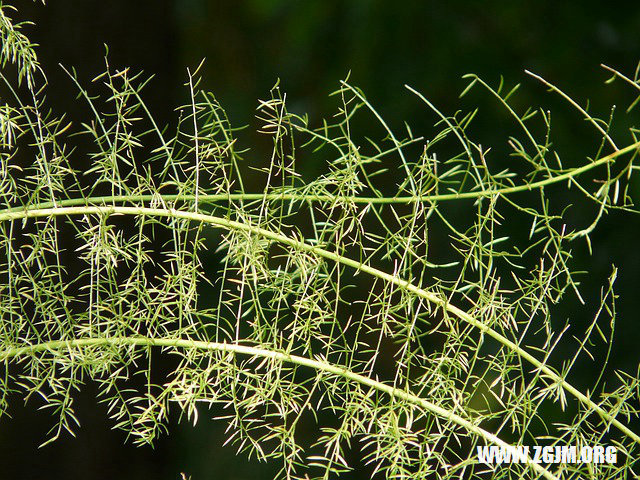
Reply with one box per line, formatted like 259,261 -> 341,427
1,4 -> 640,480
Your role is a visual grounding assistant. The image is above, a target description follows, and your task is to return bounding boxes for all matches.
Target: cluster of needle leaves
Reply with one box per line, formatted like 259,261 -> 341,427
1,4 -> 640,480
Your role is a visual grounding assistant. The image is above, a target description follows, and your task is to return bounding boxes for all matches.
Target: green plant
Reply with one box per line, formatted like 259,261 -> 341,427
1,4 -> 640,480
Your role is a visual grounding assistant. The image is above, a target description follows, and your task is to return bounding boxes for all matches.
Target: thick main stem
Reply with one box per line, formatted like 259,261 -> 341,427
1,203 -> 638,445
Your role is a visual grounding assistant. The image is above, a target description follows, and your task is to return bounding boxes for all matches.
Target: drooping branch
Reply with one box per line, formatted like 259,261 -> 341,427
0,335 -> 561,480
2,202 -> 638,445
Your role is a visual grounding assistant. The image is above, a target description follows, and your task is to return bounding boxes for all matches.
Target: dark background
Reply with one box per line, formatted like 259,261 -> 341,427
1,1 -> 639,479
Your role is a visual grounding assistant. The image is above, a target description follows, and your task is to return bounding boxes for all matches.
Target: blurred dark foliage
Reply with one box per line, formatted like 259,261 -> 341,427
1,1 -> 639,479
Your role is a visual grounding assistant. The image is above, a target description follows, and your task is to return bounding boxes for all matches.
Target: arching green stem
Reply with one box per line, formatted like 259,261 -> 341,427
1,203 -> 638,445
0,335 -> 560,480
0,139 -> 637,216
